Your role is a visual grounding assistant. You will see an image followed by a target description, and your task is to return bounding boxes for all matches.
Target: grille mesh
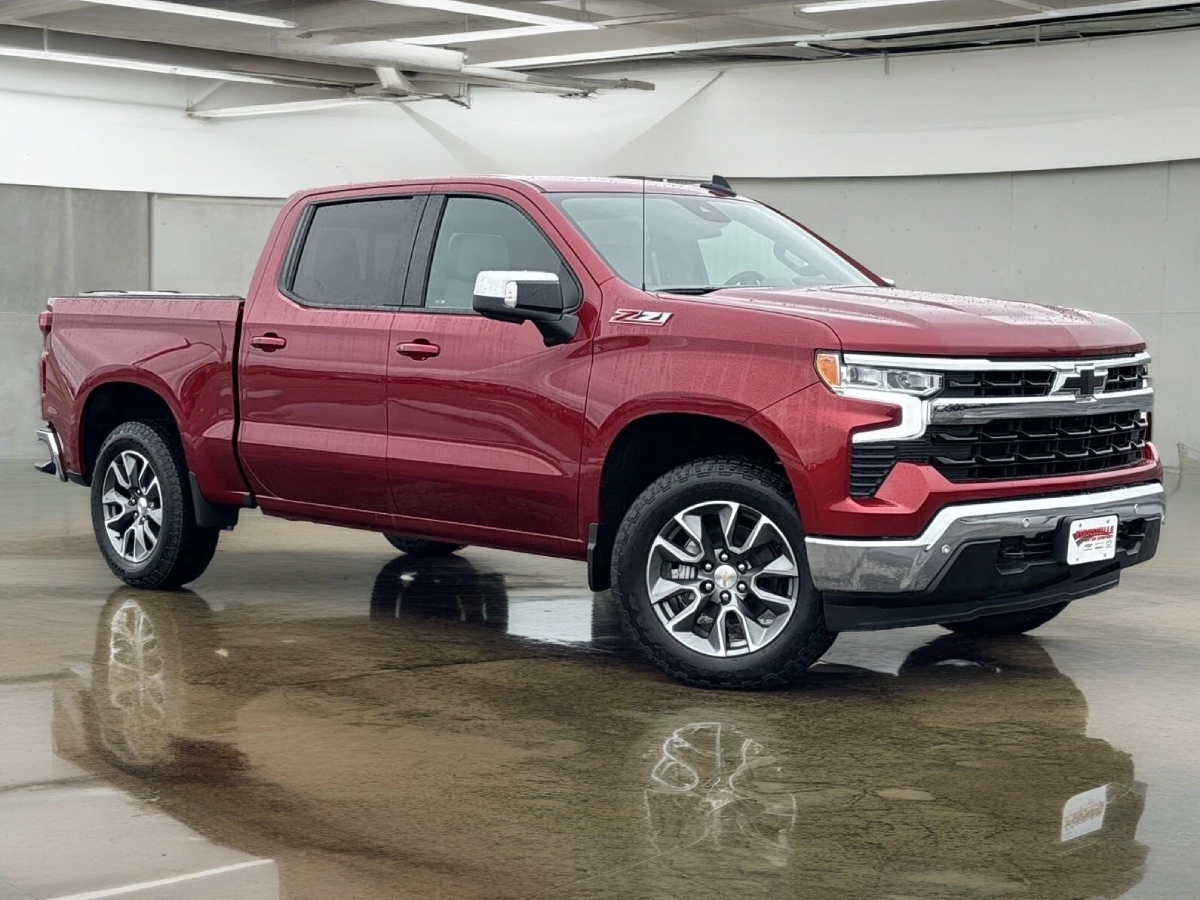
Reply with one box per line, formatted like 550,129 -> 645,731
850,410 -> 1148,496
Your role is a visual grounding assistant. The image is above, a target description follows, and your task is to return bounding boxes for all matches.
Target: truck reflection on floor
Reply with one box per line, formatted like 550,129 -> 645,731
53,554 -> 1148,900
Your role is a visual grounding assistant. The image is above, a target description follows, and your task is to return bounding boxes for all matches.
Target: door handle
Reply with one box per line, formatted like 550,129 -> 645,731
250,333 -> 287,352
396,340 -> 440,360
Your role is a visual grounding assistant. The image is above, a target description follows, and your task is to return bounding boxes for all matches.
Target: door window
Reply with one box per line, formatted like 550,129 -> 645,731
423,197 -> 573,311
290,196 -> 424,308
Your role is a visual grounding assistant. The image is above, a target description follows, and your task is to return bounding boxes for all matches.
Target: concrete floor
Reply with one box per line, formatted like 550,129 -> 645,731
1,461 -> 1197,900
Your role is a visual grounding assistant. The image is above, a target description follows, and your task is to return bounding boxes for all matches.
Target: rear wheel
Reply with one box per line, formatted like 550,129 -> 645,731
90,421 -> 220,590
610,457 -> 834,689
383,534 -> 466,557
940,601 -> 1069,636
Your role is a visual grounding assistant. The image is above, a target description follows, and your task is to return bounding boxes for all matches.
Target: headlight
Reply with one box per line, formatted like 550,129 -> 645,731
815,351 -> 942,398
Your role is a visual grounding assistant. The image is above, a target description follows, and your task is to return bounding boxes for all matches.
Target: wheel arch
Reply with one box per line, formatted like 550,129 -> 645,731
587,411 -> 793,592
78,378 -> 183,486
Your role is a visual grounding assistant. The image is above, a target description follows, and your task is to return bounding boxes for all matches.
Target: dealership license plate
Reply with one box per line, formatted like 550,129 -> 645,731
1066,515 -> 1119,565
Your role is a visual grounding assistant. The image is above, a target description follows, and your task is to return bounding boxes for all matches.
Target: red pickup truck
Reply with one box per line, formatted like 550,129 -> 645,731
35,175 -> 1165,689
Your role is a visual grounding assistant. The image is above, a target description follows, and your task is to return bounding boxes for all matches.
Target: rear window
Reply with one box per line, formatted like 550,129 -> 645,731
290,197 -> 425,308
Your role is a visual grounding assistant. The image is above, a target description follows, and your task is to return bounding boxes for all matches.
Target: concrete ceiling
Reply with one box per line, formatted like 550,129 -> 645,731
2,0 -> 1198,113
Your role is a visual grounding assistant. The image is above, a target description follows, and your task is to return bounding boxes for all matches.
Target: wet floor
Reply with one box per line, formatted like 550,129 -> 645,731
2,460 -> 1198,899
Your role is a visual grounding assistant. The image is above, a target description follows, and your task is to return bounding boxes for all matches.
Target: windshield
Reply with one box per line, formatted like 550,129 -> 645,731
548,192 -> 874,293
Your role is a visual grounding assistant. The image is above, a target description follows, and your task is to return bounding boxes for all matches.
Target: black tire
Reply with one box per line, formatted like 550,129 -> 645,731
610,457 -> 834,689
383,534 -> 466,557
940,601 -> 1070,636
90,420 -> 220,590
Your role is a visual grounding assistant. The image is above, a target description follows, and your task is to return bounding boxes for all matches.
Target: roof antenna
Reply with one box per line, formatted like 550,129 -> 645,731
700,174 -> 736,197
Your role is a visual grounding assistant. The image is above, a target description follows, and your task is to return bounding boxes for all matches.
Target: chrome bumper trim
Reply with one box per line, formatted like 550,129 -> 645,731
35,427 -> 67,482
930,387 -> 1153,423
805,482 -> 1165,594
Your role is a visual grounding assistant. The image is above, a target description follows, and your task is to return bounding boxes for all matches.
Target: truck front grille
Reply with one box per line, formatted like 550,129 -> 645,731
938,360 -> 1148,399
941,369 -> 1055,398
849,410 -> 1148,496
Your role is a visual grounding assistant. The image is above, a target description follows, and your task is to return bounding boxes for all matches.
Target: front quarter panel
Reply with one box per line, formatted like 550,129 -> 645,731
580,281 -> 841,530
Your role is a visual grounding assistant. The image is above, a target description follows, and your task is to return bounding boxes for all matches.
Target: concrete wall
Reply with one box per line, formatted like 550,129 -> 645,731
0,186 -> 280,459
741,161 -> 1200,465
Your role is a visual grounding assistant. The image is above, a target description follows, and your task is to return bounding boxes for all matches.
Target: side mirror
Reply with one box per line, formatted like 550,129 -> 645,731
880,276 -> 897,287
472,270 -> 578,347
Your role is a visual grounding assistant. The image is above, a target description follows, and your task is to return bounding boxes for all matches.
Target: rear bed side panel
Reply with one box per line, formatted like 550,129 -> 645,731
44,296 -> 251,504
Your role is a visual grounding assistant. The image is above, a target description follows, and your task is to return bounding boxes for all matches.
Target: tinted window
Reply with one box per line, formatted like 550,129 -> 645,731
424,197 -> 569,311
291,197 -> 424,307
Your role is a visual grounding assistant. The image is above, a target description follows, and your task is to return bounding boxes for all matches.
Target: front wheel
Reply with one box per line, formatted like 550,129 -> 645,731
610,457 -> 834,689
940,601 -> 1070,636
90,421 -> 220,589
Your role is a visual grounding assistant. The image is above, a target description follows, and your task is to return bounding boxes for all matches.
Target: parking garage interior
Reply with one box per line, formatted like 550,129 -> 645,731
3,1 -> 1200,898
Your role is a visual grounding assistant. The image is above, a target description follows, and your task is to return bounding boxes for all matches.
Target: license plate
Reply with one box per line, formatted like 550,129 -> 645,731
1066,515 -> 1118,565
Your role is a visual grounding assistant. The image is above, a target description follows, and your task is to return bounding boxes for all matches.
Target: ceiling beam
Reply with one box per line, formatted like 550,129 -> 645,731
792,0 -> 1200,44
359,0 -> 591,27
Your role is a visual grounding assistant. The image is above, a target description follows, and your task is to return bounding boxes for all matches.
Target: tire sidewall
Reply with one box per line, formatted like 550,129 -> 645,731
613,466 -> 827,681
91,424 -> 186,584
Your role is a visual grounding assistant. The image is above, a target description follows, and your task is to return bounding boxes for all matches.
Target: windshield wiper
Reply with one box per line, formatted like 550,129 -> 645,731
655,286 -> 725,295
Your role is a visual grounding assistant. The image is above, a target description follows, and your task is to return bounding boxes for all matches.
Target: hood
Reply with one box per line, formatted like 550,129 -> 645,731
681,286 -> 1144,357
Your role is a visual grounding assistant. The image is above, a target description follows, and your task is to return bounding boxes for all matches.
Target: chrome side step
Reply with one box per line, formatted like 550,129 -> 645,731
36,428 -> 67,482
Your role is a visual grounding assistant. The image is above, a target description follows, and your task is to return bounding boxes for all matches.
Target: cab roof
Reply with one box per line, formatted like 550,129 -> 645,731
296,175 -> 734,201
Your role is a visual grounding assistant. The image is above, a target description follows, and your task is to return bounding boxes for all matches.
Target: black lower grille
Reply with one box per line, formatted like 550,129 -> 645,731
850,410 -> 1148,496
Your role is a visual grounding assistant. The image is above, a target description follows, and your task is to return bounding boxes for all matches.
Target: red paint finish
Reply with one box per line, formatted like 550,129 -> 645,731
40,175 -> 1162,564
40,296 -> 245,504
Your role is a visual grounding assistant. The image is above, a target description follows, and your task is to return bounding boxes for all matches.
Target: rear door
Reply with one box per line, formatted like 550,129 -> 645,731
238,190 -> 428,519
384,188 -> 596,547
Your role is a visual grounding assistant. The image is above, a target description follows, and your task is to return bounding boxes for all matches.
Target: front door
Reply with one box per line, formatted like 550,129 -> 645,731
238,192 -> 427,519
385,190 -> 595,545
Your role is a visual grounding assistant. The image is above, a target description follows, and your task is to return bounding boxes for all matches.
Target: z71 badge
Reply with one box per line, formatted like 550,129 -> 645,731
610,309 -> 672,326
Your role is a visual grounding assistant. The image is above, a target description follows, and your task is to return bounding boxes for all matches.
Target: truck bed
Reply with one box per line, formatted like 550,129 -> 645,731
42,292 -> 249,505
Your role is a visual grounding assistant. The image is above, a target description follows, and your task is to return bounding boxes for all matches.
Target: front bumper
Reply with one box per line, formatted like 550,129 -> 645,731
806,482 -> 1165,631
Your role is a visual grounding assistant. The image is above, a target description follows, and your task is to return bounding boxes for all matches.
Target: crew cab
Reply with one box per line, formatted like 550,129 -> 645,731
34,175 -> 1165,688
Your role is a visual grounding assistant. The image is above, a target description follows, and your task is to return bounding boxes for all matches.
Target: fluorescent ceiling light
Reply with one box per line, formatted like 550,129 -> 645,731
799,0 -> 950,12
364,0 -> 585,27
489,35 -> 819,68
404,22 -> 599,45
66,0 -> 297,28
190,98 -> 381,118
0,46 -> 308,85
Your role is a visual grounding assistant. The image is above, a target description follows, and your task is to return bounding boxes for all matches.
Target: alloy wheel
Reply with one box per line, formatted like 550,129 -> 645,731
101,450 -> 163,564
645,500 -> 801,658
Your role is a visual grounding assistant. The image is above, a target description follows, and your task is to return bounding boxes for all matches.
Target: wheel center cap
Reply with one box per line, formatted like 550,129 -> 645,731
713,565 -> 738,591
137,498 -> 148,512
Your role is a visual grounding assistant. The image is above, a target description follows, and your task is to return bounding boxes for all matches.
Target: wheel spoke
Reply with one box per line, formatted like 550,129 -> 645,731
760,553 -> 798,577
122,453 -> 139,488
102,487 -> 128,507
105,508 -> 133,528
730,607 -> 769,652
650,575 -> 693,603
718,502 -> 742,550
132,521 -> 148,559
706,610 -> 728,655
752,580 -> 796,612
142,520 -> 157,552
734,514 -> 779,556
652,535 -> 702,565
665,594 -> 703,631
672,512 -> 705,549
146,506 -> 163,526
